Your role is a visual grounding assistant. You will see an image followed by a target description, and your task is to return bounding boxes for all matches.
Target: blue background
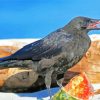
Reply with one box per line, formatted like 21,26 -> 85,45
0,0 -> 100,39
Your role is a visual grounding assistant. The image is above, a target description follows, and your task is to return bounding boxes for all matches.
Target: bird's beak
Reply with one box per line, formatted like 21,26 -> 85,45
87,19 -> 100,30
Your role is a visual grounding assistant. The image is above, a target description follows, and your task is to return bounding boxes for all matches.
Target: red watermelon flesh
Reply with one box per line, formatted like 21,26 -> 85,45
64,72 -> 94,100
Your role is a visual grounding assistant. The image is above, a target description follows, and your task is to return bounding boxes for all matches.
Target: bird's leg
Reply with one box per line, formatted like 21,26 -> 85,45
52,73 -> 64,89
45,70 -> 53,100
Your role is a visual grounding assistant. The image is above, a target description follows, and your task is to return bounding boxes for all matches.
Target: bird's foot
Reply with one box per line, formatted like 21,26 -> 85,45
57,78 -> 64,89
47,86 -> 52,100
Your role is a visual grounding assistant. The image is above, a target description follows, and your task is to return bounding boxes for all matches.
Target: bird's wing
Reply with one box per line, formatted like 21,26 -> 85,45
0,29 -> 73,61
11,38 -> 62,61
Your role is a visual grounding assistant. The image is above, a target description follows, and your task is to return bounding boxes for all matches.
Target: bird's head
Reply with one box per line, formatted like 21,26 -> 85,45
65,16 -> 100,32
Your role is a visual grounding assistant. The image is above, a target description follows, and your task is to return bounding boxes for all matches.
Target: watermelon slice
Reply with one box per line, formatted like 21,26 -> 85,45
64,72 -> 94,100
53,72 -> 94,100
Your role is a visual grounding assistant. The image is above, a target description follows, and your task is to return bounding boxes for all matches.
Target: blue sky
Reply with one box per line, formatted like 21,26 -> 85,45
0,0 -> 100,39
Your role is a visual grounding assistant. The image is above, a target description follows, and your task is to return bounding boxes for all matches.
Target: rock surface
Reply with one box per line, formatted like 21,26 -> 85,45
0,46 -> 38,92
0,35 -> 99,93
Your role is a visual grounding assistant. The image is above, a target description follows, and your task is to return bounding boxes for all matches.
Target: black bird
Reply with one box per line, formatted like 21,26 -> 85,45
0,16 -> 100,98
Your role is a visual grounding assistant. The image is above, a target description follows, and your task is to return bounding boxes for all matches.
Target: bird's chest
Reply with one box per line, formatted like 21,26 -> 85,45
75,35 -> 91,57
54,35 -> 91,74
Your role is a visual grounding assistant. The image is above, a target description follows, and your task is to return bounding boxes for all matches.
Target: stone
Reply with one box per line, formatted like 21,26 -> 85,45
0,46 -> 38,92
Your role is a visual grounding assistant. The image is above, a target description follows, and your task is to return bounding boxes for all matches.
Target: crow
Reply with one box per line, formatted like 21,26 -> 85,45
0,16 -> 100,98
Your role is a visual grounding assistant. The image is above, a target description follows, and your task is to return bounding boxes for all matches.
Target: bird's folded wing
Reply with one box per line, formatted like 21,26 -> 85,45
0,30 -> 73,62
3,39 -> 61,61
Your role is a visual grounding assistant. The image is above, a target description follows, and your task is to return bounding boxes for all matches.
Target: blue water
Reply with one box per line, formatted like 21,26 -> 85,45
18,87 -> 60,99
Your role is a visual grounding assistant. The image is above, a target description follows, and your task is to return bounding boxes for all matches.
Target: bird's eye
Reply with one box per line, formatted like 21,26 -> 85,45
89,20 -> 92,23
87,19 -> 92,24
